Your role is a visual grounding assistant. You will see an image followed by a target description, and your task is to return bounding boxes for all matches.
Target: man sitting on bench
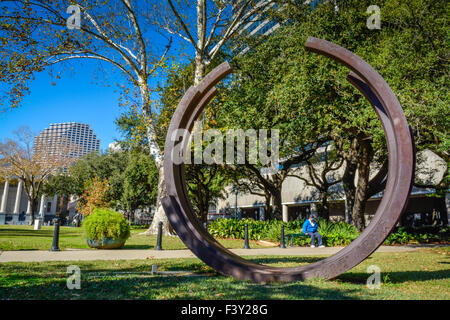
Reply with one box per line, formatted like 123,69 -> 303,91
302,214 -> 325,248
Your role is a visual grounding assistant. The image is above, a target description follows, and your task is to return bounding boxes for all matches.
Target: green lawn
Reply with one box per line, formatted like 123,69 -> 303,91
0,247 -> 448,299
0,225 -> 273,251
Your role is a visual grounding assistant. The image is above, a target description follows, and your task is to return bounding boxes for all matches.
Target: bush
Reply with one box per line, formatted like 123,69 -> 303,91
208,218 -> 449,247
384,226 -> 449,245
208,218 -> 358,246
82,208 -> 131,241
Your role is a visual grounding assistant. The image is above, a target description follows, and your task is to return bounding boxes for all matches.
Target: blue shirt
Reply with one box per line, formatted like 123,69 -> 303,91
302,219 -> 318,234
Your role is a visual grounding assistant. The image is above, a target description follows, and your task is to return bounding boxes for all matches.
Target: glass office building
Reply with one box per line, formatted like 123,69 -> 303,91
34,122 -> 101,159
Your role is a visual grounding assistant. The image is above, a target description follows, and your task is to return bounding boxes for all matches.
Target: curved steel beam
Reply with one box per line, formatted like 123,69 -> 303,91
161,37 -> 415,283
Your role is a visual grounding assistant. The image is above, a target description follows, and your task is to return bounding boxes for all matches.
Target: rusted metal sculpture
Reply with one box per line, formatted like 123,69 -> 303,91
161,37 -> 415,283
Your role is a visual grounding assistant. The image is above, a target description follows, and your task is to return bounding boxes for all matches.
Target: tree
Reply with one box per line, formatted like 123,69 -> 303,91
135,0 -> 279,233
154,0 -> 275,85
76,176 -> 110,216
120,59 -> 232,224
0,127 -> 75,225
289,144 -> 344,220
67,151 -> 128,203
273,0 -> 448,230
1,0 -> 171,232
43,174 -> 77,222
216,17 -> 340,220
121,151 -> 159,222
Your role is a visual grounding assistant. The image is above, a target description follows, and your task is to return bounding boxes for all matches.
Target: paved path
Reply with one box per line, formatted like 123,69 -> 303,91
0,245 -> 439,263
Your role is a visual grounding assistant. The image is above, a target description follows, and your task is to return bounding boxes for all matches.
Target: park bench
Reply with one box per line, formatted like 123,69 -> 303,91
284,233 -> 306,247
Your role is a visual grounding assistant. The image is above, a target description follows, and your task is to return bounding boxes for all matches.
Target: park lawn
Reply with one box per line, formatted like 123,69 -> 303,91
0,247 -> 448,300
0,225 -> 272,251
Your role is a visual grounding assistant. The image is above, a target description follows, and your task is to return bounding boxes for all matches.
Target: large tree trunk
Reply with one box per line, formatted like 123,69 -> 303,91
264,192 -> 272,220
140,76 -> 174,235
352,139 -> 374,232
203,187 -> 210,224
143,165 -> 173,235
196,181 -> 206,223
29,198 -> 37,226
343,160 -> 357,225
194,0 -> 207,86
317,190 -> 330,220
143,0 -> 210,234
194,54 -> 207,86
271,189 -> 282,220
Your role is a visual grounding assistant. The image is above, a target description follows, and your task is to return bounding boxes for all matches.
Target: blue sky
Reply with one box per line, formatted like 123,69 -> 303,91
0,63 -> 126,151
0,37 -> 186,153
0,2 -> 203,150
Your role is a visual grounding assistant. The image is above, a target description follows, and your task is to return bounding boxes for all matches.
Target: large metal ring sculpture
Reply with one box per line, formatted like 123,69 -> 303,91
161,37 -> 415,283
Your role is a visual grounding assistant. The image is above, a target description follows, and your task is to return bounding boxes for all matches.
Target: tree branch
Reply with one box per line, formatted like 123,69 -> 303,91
167,0 -> 198,51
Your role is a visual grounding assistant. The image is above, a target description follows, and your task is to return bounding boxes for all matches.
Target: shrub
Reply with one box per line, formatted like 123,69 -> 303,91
208,218 -> 358,246
82,208 -> 130,241
384,226 -> 449,245
208,218 -> 449,246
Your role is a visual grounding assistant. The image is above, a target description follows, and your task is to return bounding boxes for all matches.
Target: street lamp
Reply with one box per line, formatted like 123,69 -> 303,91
50,215 -> 60,251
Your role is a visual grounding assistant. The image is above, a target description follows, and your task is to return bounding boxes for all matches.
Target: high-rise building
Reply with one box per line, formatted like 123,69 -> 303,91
34,122 -> 101,159
237,0 -> 280,38
235,0 -> 340,48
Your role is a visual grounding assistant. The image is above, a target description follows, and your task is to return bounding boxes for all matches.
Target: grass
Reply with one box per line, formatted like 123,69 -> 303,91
0,247 -> 449,300
0,225 -> 273,251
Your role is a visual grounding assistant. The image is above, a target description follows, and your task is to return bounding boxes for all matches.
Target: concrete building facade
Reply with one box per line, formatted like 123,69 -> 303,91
0,122 -> 100,225
34,122 -> 100,159
212,149 -> 449,227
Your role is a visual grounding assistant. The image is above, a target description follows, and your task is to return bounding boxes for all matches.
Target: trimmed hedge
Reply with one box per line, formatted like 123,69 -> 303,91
207,218 -> 449,247
208,218 -> 359,247
82,208 -> 131,241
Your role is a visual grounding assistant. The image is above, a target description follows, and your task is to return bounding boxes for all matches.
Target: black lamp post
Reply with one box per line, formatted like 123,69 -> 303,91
50,216 -> 60,251
155,221 -> 163,250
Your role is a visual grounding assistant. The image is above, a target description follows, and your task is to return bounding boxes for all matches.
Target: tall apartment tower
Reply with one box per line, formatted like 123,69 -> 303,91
34,122 -> 101,159
234,0 -> 280,44
235,0 -> 337,45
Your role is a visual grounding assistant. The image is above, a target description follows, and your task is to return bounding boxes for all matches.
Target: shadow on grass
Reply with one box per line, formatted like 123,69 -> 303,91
0,271 -> 359,300
337,269 -> 450,285
2,254 -> 449,299
0,228 -> 54,237
247,256 -> 324,266
0,257 -> 348,300
123,245 -> 154,249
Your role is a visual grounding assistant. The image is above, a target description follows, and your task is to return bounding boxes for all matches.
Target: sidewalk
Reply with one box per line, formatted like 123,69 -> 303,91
0,245 -> 437,263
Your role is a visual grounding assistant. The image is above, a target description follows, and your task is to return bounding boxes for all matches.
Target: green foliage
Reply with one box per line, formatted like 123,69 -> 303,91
208,218 -> 359,246
77,176 -> 110,216
220,0 -> 449,226
384,226 -> 449,245
68,151 -> 128,200
50,149 -> 159,216
208,218 -> 448,246
82,208 -> 131,241
121,151 -> 159,213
